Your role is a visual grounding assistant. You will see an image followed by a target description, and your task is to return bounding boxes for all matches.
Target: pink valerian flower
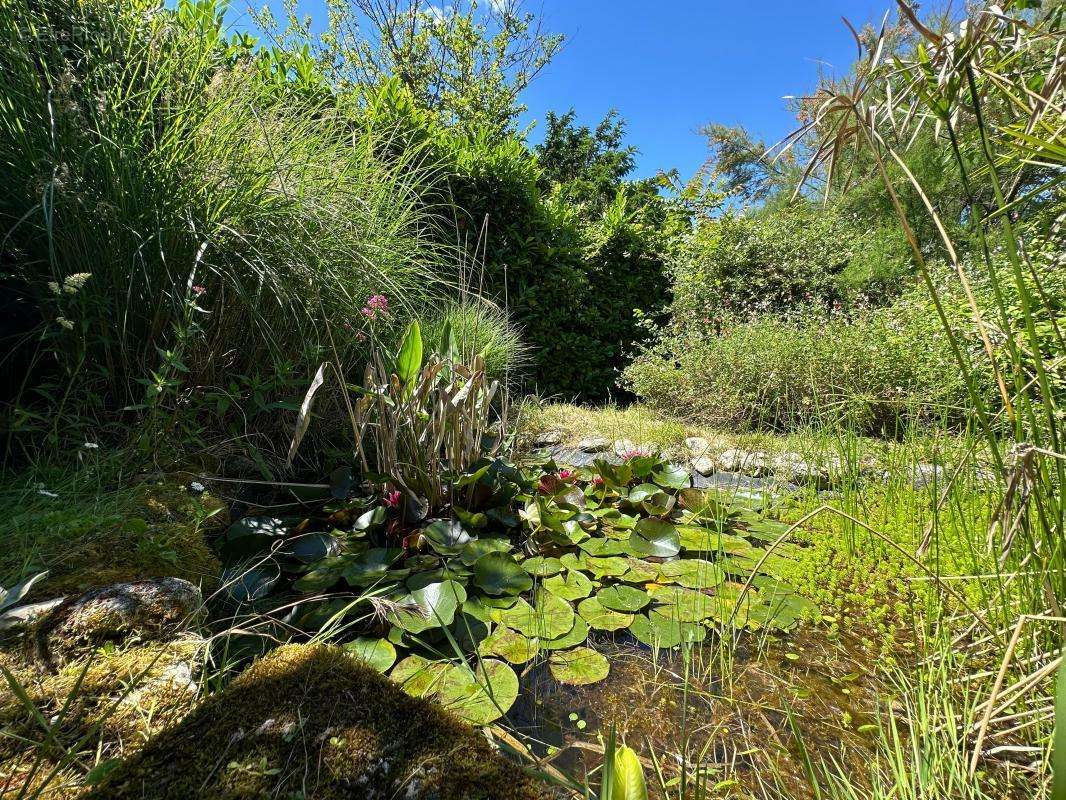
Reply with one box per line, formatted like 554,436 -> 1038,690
367,294 -> 389,312
558,469 -> 574,481
384,489 -> 402,508
360,306 -> 377,320
621,448 -> 651,461
191,285 -> 206,296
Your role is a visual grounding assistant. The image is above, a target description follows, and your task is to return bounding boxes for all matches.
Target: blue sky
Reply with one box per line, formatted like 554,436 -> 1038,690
234,1 -> 897,180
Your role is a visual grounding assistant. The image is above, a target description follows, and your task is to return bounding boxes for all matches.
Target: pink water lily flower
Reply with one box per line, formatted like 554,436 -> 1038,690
622,448 -> 651,461
558,469 -> 574,481
384,489 -> 402,508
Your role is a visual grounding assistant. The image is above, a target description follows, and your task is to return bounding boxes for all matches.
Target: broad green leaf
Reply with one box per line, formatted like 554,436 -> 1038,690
628,519 -> 681,558
549,646 -> 610,686
472,553 -> 533,596
656,559 -> 726,589
522,555 -> 564,577
595,585 -> 650,612
612,744 -> 648,800
543,570 -> 594,601
437,659 -> 518,725
344,637 -> 396,672
577,596 -> 633,631
395,320 -> 424,390
479,626 -> 540,664
501,590 -> 575,639
421,519 -> 471,555
542,616 -> 590,650
388,579 -> 466,633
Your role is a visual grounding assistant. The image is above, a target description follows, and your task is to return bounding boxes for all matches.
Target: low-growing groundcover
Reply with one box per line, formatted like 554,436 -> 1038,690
91,644 -> 554,800
212,448 -> 817,725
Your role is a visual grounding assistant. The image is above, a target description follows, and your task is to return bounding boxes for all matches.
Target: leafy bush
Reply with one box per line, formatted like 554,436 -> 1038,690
623,278 -> 988,434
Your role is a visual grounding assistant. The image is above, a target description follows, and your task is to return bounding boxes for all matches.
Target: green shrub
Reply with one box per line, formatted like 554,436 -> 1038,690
0,0 -> 444,452
623,279 -> 987,434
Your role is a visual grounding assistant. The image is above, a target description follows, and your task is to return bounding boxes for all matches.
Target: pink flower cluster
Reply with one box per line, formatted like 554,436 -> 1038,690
191,285 -> 206,297
361,294 -> 389,320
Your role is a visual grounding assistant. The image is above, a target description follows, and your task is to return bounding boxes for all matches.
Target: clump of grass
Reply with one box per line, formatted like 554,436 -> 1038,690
0,0 -> 447,457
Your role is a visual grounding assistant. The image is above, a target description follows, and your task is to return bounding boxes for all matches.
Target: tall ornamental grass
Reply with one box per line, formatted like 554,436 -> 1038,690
0,0 -> 446,453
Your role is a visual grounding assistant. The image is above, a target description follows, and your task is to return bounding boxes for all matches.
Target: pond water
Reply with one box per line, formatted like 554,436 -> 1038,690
507,625 -> 886,799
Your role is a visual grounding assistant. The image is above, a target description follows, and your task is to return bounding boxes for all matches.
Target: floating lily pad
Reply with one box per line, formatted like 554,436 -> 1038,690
276,532 -> 341,566
542,616 -> 590,651
627,484 -> 660,503
628,610 -> 707,648
595,585 -> 650,612
222,562 -> 281,603
621,558 -> 659,583
560,552 -> 589,572
291,567 -> 341,593
649,586 -> 717,622
628,519 -> 681,558
449,611 -> 491,651
577,596 -> 634,631
584,556 -> 631,578
421,519 -> 472,555
479,626 -> 540,664
501,590 -> 575,639
522,556 -> 563,577
677,526 -> 751,555
437,659 -> 519,725
579,537 -> 629,557
548,646 -> 610,686
221,517 -> 289,559
388,579 -> 467,633
460,538 -> 513,566
657,559 -> 726,589
472,553 -> 533,596
344,637 -> 396,672
391,655 -> 449,697
342,548 -> 408,586
653,464 -> 691,490
543,570 -> 594,601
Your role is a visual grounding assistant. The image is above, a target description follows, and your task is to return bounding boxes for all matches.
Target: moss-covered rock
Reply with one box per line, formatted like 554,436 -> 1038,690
0,637 -> 204,799
33,578 -> 204,666
93,644 -> 558,800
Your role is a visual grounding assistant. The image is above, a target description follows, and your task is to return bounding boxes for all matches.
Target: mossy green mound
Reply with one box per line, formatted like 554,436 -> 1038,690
92,644 -> 556,800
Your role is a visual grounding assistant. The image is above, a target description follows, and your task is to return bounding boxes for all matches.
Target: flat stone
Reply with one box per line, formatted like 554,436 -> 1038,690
690,456 -> 716,475
716,448 -> 771,477
38,578 -> 204,665
770,452 -> 827,487
684,436 -> 712,457
531,430 -> 564,447
576,436 -> 611,453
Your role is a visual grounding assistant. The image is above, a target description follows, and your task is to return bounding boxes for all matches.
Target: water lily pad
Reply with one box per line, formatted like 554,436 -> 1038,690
391,654 -> 449,697
577,596 -> 633,631
221,517 -> 289,559
437,659 -> 519,725
388,579 -> 467,633
501,590 -> 574,639
542,616 -> 590,650
421,519 -> 471,555
277,532 -> 341,565
449,611 -> 491,651
579,537 -> 629,556
628,610 -> 707,648
479,626 -> 540,664
472,553 -> 533,596
460,538 -> 513,566
595,585 -> 650,612
291,567 -> 341,593
627,484 -> 660,503
222,562 -> 281,602
548,647 -> 610,686
621,558 -> 659,583
628,519 -> 681,558
522,556 -> 563,577
657,559 -> 726,589
344,637 -> 396,672
543,570 -> 594,601
653,464 -> 691,490
649,586 -> 717,622
342,548 -> 408,586
584,556 -> 630,578
641,491 -> 675,517
677,526 -> 751,555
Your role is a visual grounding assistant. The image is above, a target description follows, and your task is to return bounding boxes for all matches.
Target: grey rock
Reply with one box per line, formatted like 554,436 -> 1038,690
576,436 -> 611,453
716,448 -> 771,477
531,429 -> 564,447
690,455 -> 716,476
684,436 -> 712,457
770,452 -> 828,487
39,578 -> 204,664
